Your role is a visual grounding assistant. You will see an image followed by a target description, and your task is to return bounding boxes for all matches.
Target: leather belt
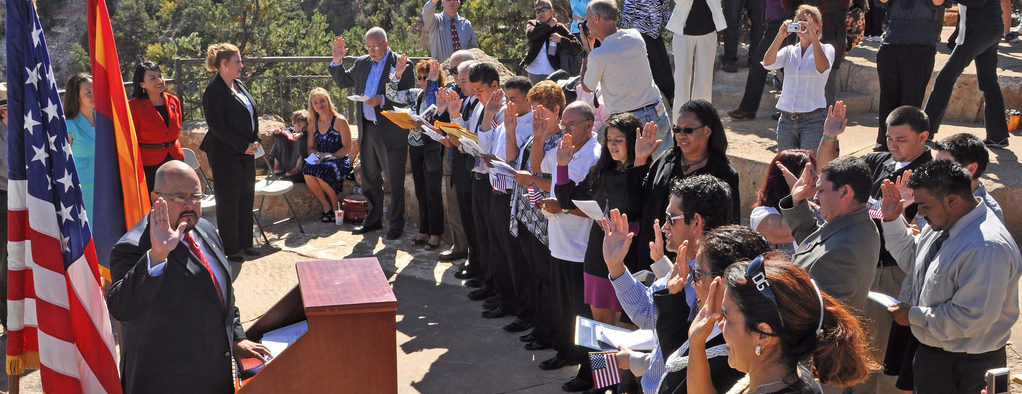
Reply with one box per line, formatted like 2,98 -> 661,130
470,172 -> 488,181
139,141 -> 176,148
780,108 -> 825,121
618,99 -> 661,116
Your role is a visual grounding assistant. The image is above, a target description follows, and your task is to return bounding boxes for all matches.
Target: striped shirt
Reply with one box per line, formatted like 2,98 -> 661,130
621,0 -> 672,37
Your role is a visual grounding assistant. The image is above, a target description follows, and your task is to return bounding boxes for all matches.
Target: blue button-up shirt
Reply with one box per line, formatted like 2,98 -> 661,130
362,50 -> 391,123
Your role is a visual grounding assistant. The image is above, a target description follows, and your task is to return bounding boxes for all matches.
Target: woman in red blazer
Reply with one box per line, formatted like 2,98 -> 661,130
129,61 -> 185,195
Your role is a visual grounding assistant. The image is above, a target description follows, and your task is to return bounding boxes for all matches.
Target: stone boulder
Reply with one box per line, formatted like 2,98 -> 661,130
439,48 -> 516,84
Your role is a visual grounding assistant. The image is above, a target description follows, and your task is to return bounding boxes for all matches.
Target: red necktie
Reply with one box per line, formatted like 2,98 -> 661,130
184,232 -> 225,306
450,18 -> 462,51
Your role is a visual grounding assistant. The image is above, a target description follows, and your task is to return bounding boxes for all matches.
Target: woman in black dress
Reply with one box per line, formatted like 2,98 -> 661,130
200,43 -> 260,262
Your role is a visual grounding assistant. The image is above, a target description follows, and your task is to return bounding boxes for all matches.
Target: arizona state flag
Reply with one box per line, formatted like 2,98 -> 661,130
88,0 -> 151,278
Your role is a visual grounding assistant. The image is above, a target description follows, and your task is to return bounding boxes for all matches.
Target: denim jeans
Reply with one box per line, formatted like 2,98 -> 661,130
776,109 -> 826,152
627,101 -> 673,158
924,26 -> 1008,141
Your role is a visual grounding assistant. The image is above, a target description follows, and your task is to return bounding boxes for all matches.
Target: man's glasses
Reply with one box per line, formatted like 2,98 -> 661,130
691,267 -> 717,282
365,45 -> 384,51
672,124 -> 705,134
745,255 -> 786,328
535,6 -> 551,13
663,211 -> 684,226
154,192 -> 210,204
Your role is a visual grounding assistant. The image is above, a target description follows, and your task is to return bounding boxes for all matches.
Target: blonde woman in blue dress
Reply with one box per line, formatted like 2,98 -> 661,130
64,73 -> 96,223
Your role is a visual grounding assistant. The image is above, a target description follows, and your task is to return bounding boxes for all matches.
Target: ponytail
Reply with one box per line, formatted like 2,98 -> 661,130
809,293 -> 880,386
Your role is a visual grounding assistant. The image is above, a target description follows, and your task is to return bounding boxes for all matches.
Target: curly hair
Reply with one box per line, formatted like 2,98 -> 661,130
527,80 -> 566,116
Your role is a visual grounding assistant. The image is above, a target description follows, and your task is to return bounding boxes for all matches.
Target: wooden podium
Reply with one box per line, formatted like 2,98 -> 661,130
237,258 -> 398,393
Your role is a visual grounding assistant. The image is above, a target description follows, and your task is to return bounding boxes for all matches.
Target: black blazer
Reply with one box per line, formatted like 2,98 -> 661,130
329,52 -> 415,147
200,73 -> 260,157
107,217 -> 246,394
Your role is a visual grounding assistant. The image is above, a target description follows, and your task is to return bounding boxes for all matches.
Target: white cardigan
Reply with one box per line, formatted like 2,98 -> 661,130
665,0 -> 727,35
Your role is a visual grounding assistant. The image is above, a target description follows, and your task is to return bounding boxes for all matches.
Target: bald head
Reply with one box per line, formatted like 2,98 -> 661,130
153,160 -> 199,190
151,160 -> 203,229
564,101 -> 595,122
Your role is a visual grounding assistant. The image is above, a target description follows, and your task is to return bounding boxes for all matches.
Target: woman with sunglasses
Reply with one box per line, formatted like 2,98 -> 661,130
553,113 -> 656,326
655,225 -> 769,394
521,0 -> 582,84
687,255 -> 878,394
639,99 -> 739,270
386,56 -> 445,249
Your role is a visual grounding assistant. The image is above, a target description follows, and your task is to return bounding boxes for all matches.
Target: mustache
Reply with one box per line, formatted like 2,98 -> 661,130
177,211 -> 198,221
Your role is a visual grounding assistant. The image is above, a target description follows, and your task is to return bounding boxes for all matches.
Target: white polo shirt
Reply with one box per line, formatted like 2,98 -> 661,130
542,133 -> 602,262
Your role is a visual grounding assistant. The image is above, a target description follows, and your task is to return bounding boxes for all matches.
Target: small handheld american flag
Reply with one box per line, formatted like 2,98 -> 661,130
589,351 -> 621,389
526,186 -> 544,206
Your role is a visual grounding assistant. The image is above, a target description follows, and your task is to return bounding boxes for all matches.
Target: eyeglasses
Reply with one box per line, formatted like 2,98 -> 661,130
672,124 -> 705,134
365,45 -> 384,51
745,255 -> 786,329
448,66 -> 459,75
559,120 -> 590,130
417,75 -> 428,81
154,191 -> 209,204
691,267 -> 717,282
535,6 -> 551,13
663,211 -> 684,226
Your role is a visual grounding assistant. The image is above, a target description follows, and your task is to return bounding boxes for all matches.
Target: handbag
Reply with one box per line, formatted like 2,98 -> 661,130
341,199 -> 369,222
846,6 -> 866,52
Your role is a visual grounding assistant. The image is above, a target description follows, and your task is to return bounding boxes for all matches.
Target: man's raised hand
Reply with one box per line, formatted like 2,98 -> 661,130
394,53 -> 410,78
648,219 -> 665,262
555,133 -> 574,166
777,161 -> 816,204
332,37 -> 347,64
823,101 -> 847,139
601,209 -> 633,279
149,197 -> 186,264
880,179 -> 906,222
667,241 -> 690,295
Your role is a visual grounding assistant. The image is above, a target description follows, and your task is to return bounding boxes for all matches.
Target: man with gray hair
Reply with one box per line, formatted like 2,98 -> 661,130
423,0 -> 479,62
329,28 -> 416,240
440,50 -> 477,265
580,0 -> 672,158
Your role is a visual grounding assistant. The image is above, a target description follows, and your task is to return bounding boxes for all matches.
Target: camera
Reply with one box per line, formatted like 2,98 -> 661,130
787,22 -> 804,33
986,367 -> 1010,394
580,19 -> 589,36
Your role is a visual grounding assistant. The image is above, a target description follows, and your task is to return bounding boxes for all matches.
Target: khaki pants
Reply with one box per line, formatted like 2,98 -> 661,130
442,154 -> 468,253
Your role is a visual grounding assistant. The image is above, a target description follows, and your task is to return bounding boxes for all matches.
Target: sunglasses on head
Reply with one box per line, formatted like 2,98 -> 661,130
535,6 -> 551,12
672,124 -> 705,134
448,66 -> 459,75
745,255 -> 786,329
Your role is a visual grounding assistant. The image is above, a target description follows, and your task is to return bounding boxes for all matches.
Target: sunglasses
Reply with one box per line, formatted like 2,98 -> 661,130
663,211 -> 684,226
672,124 -> 705,134
535,6 -> 551,13
745,255 -> 786,329
448,66 -> 459,75
417,75 -> 428,81
691,267 -> 718,282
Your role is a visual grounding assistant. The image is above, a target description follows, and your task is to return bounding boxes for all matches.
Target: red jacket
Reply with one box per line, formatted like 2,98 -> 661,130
129,92 -> 185,166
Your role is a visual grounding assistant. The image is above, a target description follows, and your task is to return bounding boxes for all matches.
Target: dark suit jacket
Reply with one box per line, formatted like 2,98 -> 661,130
328,52 -> 415,147
200,73 -> 260,158
780,198 -> 881,312
106,217 -> 246,394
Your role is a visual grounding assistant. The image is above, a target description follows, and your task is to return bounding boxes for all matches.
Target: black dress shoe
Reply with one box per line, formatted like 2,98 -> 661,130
503,318 -> 533,333
439,250 -> 468,261
242,247 -> 261,256
524,341 -> 550,350
519,332 -> 536,342
482,306 -> 506,318
385,227 -> 403,240
352,224 -> 382,235
539,355 -> 574,370
482,294 -> 501,308
464,278 -> 483,288
721,62 -> 738,73
468,287 -> 495,301
227,253 -> 245,262
561,376 -> 593,392
454,269 -> 476,279
727,109 -> 756,120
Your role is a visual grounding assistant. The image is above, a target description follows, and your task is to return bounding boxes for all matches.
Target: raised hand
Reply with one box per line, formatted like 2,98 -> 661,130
485,89 -> 505,115
880,179 -> 906,222
427,59 -> 441,81
778,161 -> 816,204
149,197 -> 187,264
556,132 -> 575,166
895,169 -> 914,207
688,277 -> 724,343
533,104 -> 551,138
394,53 -> 410,78
824,101 -> 847,138
634,121 -> 661,165
648,219 -> 665,262
601,209 -> 633,279
435,87 -> 449,114
332,36 -> 348,63
778,20 -> 792,37
667,241 -> 690,295
446,89 -> 463,118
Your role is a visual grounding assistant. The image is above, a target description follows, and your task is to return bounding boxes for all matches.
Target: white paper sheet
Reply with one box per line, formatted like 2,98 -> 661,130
459,138 -> 484,157
420,125 -> 445,142
571,200 -> 605,221
868,291 -> 901,307
260,320 -> 309,362
595,325 -> 655,351
489,160 -> 518,177
651,257 -> 673,279
304,153 -> 320,165
346,95 -> 369,102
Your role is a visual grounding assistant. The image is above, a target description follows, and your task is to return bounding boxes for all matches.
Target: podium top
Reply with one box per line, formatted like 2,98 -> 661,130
296,258 -> 397,314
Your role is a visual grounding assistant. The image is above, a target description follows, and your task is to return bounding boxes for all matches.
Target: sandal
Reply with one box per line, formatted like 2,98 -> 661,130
424,240 -> 441,250
412,235 -> 428,246
320,211 -> 334,223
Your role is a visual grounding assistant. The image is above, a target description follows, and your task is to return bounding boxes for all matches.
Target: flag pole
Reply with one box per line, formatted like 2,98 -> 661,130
9,374 -> 20,394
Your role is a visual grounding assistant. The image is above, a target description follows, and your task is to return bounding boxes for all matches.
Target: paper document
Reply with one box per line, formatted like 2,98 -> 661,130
304,153 -> 321,165
381,110 -> 420,130
489,160 -> 518,177
260,320 -> 309,361
254,144 -> 266,159
575,316 -> 655,351
571,200 -> 605,221
459,138 -> 484,157
650,257 -> 673,279
434,121 -> 478,142
867,291 -> 901,307
346,95 -> 370,102
420,125 -> 445,142
632,269 -> 656,286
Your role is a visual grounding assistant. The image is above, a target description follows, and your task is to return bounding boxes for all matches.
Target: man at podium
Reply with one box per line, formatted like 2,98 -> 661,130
106,161 -> 271,393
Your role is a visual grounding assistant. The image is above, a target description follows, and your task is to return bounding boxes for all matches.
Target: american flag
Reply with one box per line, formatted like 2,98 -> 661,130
490,173 -> 515,193
589,351 -> 621,389
5,0 -> 122,391
867,197 -> 884,220
526,186 -> 544,206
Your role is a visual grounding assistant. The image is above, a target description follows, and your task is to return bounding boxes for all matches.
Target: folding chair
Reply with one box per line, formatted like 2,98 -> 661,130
182,148 -> 217,210
252,146 -> 304,245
